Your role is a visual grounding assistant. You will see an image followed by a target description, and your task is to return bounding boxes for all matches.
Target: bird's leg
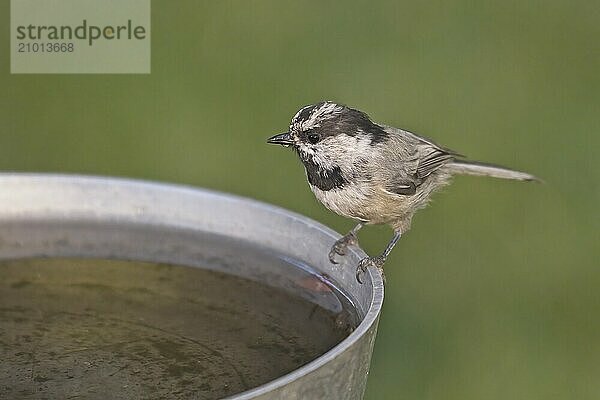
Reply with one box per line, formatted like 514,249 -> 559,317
329,223 -> 364,264
356,231 -> 401,284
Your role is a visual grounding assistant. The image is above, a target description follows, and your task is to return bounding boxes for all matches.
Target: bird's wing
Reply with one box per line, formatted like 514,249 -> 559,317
398,127 -> 463,158
385,179 -> 417,196
414,146 -> 456,179
381,126 -> 460,195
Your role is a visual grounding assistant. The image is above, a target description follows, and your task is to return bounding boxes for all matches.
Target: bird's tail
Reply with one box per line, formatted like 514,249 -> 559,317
446,159 -> 541,182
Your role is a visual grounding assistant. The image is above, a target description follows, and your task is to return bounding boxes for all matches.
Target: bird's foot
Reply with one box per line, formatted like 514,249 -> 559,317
356,255 -> 387,284
329,233 -> 358,264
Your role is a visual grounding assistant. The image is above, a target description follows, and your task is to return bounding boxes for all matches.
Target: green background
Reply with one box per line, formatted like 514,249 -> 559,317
1,1 -> 598,399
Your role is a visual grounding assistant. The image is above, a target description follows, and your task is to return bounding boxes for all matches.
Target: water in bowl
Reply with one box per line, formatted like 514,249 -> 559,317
0,257 -> 358,399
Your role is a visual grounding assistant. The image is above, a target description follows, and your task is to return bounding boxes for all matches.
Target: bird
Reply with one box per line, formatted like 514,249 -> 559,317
267,101 -> 539,283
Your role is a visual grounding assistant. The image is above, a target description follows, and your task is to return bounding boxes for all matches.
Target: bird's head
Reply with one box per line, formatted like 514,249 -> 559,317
267,101 -> 388,170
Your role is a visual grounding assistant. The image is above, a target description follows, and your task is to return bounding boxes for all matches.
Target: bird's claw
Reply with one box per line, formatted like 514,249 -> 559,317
328,233 -> 358,264
328,245 -> 345,264
328,249 -> 341,264
356,255 -> 386,284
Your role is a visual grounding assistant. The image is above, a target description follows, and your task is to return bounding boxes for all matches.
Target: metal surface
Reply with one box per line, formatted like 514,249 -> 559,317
0,173 -> 384,399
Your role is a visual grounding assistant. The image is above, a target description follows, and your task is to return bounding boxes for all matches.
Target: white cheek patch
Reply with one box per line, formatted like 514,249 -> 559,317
297,143 -> 315,156
311,134 -> 374,172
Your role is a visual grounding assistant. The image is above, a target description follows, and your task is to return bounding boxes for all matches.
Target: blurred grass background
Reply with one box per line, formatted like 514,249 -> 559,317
1,1 -> 598,399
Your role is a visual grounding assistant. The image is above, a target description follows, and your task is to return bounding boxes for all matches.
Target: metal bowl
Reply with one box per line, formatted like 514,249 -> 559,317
0,174 -> 384,399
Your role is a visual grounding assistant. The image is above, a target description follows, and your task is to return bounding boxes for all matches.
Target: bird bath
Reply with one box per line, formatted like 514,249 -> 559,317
0,174 -> 384,399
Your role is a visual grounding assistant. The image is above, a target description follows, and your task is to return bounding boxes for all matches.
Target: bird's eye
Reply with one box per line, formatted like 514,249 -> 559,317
306,131 -> 320,144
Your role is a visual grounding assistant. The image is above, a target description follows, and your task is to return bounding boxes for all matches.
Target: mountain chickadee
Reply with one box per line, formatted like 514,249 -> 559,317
267,101 -> 539,283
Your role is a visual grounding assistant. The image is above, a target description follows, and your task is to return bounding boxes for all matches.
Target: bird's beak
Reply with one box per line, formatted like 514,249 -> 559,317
267,132 -> 294,147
